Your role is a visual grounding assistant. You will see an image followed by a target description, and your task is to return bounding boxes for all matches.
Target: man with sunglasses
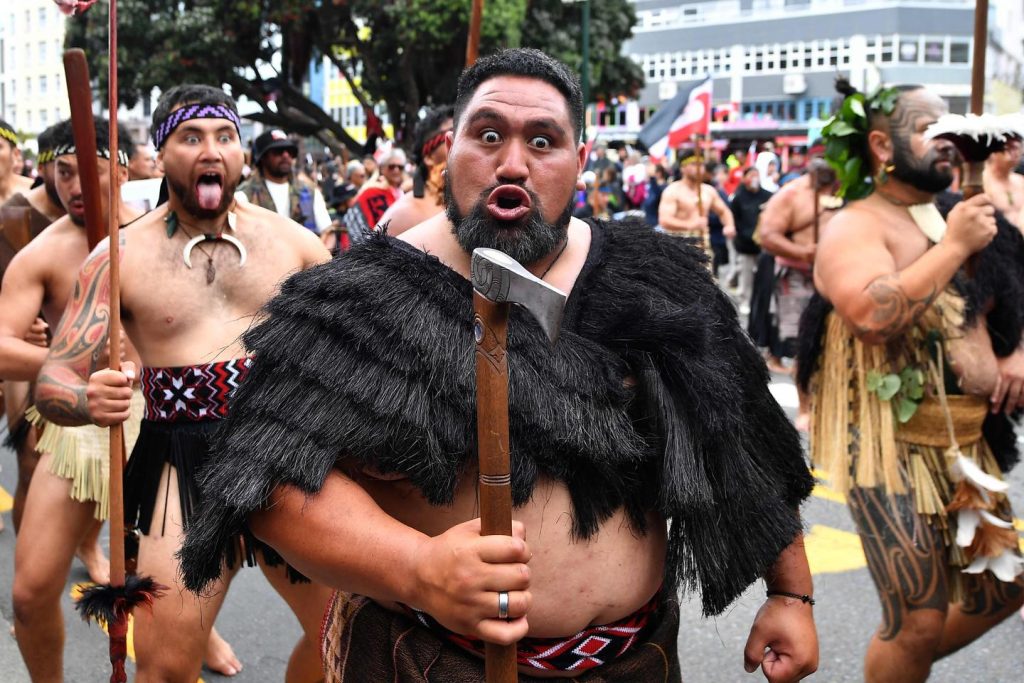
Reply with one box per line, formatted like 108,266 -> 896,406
238,128 -> 332,234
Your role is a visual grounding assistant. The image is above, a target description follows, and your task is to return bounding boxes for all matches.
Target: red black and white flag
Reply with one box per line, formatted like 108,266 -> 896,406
638,76 -> 712,161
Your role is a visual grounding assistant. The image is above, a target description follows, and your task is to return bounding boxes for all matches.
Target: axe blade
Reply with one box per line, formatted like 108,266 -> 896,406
471,248 -> 567,345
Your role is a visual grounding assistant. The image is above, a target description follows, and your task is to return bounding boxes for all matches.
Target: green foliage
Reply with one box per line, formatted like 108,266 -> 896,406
821,85 -> 899,200
866,365 -> 926,423
63,0 -> 643,154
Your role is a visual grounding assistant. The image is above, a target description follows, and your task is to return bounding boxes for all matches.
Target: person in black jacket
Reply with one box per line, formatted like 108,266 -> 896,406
729,167 -> 773,314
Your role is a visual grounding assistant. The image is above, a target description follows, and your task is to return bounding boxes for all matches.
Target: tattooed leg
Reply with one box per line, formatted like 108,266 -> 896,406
848,486 -> 948,683
937,527 -> 1024,658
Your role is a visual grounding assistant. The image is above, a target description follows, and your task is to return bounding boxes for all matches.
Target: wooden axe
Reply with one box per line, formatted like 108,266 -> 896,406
470,248 -> 567,683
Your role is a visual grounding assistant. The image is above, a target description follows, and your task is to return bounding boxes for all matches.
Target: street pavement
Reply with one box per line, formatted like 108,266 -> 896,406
1,373 -> 1023,681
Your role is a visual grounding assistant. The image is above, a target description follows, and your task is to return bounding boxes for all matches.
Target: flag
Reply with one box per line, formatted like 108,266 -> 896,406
638,76 -> 712,161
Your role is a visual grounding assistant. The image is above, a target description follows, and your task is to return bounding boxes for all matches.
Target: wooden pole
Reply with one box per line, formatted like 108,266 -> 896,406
473,291 -> 518,683
62,50 -> 106,251
970,0 -> 988,115
466,0 -> 485,66
812,166 -> 820,246
106,0 -> 125,594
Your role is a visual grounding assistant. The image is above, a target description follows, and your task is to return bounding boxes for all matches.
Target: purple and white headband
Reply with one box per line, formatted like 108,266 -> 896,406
152,103 -> 242,150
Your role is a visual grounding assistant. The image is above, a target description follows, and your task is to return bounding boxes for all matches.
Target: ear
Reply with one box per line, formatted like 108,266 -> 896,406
576,141 -> 586,175
117,164 -> 129,185
866,129 -> 892,167
444,130 -> 454,160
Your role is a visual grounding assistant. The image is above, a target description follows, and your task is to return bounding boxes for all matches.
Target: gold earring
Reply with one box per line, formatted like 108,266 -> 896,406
877,162 -> 895,184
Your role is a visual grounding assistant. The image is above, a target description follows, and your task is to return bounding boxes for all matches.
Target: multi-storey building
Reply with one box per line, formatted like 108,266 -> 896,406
613,0 -> 1024,144
0,0 -> 70,135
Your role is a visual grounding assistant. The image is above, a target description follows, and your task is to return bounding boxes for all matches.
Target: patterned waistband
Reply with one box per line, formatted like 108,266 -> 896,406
403,591 -> 659,672
141,358 -> 251,422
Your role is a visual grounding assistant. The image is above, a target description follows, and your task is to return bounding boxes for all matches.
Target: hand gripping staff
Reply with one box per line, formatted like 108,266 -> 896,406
60,3 -> 164,681
471,248 -> 567,683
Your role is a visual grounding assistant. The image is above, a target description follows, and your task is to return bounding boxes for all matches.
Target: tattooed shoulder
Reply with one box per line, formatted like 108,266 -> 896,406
853,273 -> 937,342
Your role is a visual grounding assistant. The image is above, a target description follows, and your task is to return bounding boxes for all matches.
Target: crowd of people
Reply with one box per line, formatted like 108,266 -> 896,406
0,45 -> 1021,683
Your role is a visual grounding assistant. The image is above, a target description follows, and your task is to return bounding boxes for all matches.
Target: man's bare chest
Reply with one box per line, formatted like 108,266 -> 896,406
122,236 -> 300,328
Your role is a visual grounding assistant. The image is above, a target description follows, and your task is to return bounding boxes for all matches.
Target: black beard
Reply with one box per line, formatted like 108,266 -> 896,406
167,174 -> 238,220
45,179 -> 62,209
890,134 -> 953,194
444,176 -> 572,266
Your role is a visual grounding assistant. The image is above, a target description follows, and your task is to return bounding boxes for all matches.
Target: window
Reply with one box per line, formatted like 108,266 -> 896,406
924,40 -> 944,64
40,109 -> 48,126
881,37 -> 894,63
25,77 -> 31,97
950,41 -> 970,63
39,75 -> 47,95
39,41 -> 47,63
38,7 -> 47,29
899,40 -> 918,63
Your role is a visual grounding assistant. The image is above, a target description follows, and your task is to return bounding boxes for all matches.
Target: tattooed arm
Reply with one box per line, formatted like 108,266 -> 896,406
814,199 -> 994,345
35,237 -> 119,426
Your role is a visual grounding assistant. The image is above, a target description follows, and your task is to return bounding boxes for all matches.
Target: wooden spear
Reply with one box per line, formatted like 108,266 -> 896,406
62,49 -> 106,251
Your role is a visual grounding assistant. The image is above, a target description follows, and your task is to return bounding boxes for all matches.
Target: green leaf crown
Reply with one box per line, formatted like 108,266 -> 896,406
822,86 -> 900,199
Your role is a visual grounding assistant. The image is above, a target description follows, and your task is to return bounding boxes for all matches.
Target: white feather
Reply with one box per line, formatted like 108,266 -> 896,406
955,509 -> 980,547
950,455 -> 1010,493
924,113 -> 1015,144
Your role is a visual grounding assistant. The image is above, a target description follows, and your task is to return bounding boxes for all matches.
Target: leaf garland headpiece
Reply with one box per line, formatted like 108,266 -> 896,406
822,84 -> 900,199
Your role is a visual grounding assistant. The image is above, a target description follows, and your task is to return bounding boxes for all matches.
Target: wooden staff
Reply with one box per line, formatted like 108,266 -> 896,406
812,165 -> 820,246
466,0 -> 485,66
106,0 -> 126,598
67,3 -> 162,681
693,134 -> 704,216
62,50 -> 106,250
971,1 -> 988,116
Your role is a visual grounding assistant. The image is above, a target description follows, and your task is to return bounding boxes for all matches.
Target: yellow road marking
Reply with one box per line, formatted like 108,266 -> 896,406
805,524 -> 866,574
70,583 -> 205,683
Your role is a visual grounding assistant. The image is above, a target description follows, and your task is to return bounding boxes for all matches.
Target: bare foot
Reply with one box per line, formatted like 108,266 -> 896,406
765,356 -> 791,375
795,412 -> 810,433
205,627 -> 243,677
76,541 -> 110,585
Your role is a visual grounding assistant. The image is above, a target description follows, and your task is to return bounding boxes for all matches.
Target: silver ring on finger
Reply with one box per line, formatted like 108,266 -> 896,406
497,591 -> 510,620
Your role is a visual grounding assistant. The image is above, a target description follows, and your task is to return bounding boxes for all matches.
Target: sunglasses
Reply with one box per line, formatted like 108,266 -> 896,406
385,163 -> 404,171
268,148 -> 296,157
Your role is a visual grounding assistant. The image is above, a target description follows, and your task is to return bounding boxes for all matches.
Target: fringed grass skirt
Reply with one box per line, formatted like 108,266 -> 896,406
25,388 -> 144,521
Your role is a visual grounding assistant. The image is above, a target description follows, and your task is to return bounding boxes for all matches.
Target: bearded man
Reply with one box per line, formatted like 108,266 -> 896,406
178,49 -> 819,682
983,136 -> 1024,227
36,85 -> 332,682
807,80 -> 1024,682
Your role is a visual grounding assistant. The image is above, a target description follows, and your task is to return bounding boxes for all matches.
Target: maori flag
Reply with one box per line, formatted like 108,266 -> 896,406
638,76 -> 712,161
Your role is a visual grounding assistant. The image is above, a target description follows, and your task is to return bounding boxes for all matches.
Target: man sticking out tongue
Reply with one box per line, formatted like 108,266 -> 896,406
36,85 -> 333,682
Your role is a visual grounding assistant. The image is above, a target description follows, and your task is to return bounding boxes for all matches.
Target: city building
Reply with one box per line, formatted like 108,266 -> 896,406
610,0 -> 1024,148
0,0 -> 70,137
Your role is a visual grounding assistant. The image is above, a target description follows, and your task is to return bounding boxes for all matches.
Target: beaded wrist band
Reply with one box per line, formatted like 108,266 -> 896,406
766,590 -> 816,606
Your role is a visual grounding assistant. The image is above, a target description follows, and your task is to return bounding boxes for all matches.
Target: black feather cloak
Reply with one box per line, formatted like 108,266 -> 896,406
179,218 -> 814,616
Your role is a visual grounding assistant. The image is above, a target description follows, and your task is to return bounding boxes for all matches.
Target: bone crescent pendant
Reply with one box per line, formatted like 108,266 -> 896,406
183,234 -> 248,269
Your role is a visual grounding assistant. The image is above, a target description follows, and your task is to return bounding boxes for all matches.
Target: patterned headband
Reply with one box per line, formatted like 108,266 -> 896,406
152,103 -> 241,150
0,125 -> 17,147
52,143 -> 131,167
420,130 -> 448,161
37,149 -> 55,164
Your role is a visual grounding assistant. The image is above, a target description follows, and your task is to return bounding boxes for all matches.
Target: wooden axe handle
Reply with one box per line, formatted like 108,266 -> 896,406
62,49 -> 107,251
473,291 -> 518,683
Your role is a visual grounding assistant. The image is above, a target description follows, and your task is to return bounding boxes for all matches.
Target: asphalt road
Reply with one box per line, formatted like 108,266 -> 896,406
1,374 -> 1022,682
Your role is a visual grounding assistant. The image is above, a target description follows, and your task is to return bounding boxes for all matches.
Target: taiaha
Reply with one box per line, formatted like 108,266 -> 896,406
471,249 -> 567,683
466,0 -> 485,66
60,3 -> 163,682
62,50 -> 106,250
